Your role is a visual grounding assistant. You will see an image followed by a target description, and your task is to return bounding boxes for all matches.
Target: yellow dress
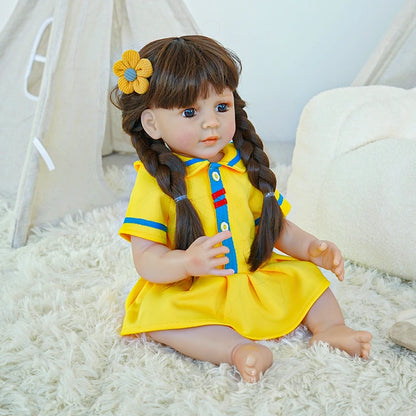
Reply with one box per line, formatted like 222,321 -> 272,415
119,143 -> 329,340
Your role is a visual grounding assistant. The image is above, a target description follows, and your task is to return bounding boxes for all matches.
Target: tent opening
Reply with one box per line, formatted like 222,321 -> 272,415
25,17 -> 53,101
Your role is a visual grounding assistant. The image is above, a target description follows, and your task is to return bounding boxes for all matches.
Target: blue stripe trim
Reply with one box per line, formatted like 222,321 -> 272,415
185,158 -> 205,166
254,217 -> 260,226
228,150 -> 241,166
227,150 -> 241,166
209,163 -> 238,273
184,151 -> 241,168
124,217 -> 167,232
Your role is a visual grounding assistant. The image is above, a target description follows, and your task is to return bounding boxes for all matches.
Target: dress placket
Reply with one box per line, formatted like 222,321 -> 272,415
208,162 -> 238,273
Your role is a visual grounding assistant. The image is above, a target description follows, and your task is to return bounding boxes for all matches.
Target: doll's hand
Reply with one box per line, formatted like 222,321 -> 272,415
308,240 -> 345,281
184,231 -> 235,277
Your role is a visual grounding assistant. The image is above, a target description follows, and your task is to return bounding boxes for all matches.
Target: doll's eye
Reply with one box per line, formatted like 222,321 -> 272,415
216,103 -> 229,112
182,108 -> 196,118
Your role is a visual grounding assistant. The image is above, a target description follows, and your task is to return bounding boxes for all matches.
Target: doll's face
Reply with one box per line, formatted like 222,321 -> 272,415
143,86 -> 236,163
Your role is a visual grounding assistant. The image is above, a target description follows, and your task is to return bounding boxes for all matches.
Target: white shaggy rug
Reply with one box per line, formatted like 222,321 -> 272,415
1,162 -> 416,416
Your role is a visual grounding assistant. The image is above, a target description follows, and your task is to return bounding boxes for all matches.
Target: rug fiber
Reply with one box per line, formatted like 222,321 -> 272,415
1,163 -> 415,415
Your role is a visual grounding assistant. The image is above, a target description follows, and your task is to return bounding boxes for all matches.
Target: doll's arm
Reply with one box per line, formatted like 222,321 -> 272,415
275,219 -> 345,281
130,231 -> 234,284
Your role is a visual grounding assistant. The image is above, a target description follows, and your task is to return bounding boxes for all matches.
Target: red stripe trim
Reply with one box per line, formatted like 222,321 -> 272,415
212,188 -> 225,200
214,198 -> 227,208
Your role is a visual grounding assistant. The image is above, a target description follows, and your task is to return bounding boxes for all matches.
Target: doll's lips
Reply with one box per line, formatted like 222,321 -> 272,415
202,136 -> 219,144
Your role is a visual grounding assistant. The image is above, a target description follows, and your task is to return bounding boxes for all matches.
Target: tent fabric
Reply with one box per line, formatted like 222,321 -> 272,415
0,0 -> 199,247
352,0 -> 416,88
0,0 -> 55,197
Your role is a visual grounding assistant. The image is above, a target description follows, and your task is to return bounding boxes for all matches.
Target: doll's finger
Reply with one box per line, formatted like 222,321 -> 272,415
333,253 -> 341,266
319,241 -> 328,252
211,255 -> 234,275
309,240 -> 326,257
211,245 -> 230,257
208,230 -> 232,247
212,255 -> 230,267
335,265 -> 344,281
213,267 -> 235,276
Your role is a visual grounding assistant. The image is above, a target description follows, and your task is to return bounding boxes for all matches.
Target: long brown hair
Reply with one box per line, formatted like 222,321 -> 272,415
111,35 -> 282,271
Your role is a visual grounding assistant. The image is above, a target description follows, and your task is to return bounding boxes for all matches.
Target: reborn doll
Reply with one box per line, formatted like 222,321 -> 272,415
111,35 -> 372,383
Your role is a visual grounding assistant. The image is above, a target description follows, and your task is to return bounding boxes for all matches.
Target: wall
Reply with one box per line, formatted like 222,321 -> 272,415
0,0 -> 15,31
0,0 -> 406,143
183,0 -> 406,143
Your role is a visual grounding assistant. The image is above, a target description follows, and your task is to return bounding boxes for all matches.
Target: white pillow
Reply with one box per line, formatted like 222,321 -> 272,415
287,86 -> 416,280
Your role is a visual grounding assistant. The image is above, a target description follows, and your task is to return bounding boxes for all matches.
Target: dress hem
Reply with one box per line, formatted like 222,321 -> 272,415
120,281 -> 331,341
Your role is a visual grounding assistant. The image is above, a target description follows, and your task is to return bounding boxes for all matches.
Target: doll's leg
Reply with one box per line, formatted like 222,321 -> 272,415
147,325 -> 273,383
303,288 -> 372,358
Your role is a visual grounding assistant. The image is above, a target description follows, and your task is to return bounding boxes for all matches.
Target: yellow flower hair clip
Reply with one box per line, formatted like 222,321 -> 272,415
113,50 -> 153,94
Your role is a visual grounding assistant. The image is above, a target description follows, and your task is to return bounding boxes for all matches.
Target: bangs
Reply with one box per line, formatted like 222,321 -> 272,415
142,36 -> 241,109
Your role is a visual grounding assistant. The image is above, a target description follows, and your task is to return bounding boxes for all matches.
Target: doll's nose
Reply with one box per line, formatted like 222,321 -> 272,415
202,112 -> 220,129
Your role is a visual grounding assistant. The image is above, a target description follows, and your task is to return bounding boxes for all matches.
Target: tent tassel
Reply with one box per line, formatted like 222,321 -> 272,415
33,137 -> 55,171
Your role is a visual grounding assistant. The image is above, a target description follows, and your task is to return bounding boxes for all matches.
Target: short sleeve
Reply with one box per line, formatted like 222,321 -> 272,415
275,190 -> 291,217
119,163 -> 172,244
248,185 -> 291,226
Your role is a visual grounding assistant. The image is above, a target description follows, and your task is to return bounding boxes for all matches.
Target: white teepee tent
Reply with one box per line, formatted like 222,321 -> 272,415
352,0 -> 416,88
0,0 -> 199,247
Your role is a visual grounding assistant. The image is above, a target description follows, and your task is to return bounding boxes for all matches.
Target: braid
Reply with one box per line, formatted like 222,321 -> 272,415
128,120 -> 205,250
232,92 -> 283,271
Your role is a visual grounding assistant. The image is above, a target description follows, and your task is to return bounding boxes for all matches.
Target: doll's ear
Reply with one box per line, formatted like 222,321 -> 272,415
141,109 -> 160,140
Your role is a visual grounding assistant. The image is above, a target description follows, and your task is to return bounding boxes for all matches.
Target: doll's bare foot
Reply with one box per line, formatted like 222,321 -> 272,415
231,342 -> 273,383
311,324 -> 372,359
